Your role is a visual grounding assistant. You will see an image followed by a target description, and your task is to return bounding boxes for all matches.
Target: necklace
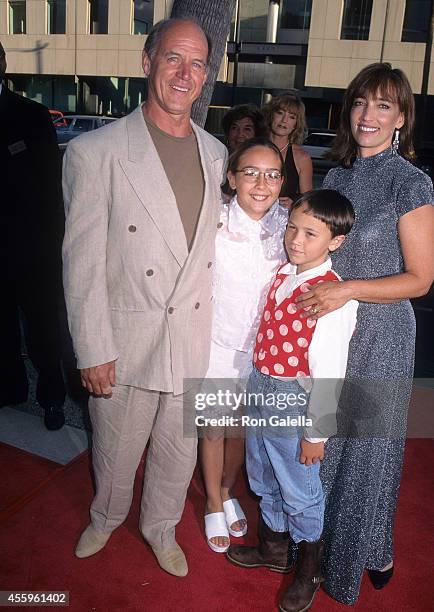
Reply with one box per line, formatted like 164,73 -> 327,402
279,142 -> 290,153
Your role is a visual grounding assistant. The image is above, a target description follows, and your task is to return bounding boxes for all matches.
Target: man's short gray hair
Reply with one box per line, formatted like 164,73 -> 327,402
143,17 -> 212,65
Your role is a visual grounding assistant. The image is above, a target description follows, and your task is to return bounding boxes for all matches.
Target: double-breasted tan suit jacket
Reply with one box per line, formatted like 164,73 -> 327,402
62,105 -> 227,395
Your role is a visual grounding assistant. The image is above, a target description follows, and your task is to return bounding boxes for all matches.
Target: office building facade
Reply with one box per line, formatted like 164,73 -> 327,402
1,0 -> 433,132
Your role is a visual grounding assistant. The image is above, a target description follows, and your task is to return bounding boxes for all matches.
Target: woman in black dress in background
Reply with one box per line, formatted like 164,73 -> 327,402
262,93 -> 312,208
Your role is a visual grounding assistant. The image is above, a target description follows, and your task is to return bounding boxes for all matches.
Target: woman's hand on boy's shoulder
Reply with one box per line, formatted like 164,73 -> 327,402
300,438 -> 325,465
296,280 -> 353,319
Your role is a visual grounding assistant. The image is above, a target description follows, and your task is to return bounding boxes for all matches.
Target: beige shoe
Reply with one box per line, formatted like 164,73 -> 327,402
75,524 -> 111,558
152,542 -> 188,577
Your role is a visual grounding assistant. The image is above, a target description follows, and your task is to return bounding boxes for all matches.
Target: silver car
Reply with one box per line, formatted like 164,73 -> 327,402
302,132 -> 337,171
54,114 -> 117,149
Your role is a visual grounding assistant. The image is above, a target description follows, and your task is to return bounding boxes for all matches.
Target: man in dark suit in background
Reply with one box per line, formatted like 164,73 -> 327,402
0,41 -> 66,429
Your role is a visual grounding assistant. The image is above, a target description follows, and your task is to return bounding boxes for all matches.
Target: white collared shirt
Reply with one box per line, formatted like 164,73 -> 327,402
211,196 -> 288,353
275,258 -> 358,443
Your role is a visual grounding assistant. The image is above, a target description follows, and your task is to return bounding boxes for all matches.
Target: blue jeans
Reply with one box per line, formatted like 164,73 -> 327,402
245,367 -> 324,543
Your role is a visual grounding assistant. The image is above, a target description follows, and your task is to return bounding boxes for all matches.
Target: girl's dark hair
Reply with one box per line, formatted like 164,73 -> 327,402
329,62 -> 415,167
262,93 -> 307,145
222,104 -> 267,140
223,138 -> 286,198
291,189 -> 355,237
227,137 -> 286,177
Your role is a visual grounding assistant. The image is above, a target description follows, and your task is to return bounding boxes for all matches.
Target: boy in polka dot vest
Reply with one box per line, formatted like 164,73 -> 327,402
227,190 -> 358,612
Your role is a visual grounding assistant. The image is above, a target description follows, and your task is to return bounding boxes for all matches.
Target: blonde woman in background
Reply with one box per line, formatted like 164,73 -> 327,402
263,93 -> 313,209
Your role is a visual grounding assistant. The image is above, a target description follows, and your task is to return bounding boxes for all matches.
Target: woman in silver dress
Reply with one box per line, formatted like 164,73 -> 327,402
296,63 -> 434,605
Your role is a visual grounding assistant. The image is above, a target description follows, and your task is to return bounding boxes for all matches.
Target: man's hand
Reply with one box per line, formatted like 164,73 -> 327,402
80,361 -> 116,397
299,438 -> 324,465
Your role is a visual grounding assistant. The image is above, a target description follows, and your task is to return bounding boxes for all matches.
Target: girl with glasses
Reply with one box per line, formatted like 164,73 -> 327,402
200,138 -> 288,553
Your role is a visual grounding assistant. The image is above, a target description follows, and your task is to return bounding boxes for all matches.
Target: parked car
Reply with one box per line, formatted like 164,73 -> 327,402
53,114 -> 117,149
412,284 -> 434,377
49,109 -> 65,125
414,146 -> 434,179
302,131 -> 337,171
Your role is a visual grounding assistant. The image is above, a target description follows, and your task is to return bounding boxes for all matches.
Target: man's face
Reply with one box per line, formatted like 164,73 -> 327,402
142,21 -> 208,119
0,43 -> 6,79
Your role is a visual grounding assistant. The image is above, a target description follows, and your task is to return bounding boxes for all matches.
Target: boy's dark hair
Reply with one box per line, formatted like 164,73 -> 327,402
291,189 -> 355,237
227,137 -> 286,179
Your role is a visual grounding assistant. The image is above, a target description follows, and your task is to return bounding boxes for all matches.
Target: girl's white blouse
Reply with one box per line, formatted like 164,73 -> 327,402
211,197 -> 288,356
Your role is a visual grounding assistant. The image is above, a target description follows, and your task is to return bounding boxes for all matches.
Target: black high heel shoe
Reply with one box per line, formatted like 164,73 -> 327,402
368,566 -> 394,590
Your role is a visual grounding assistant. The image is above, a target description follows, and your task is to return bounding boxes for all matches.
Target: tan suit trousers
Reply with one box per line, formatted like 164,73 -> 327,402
88,385 -> 197,551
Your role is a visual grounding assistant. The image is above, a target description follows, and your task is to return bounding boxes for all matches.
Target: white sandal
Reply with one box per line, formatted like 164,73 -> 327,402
204,512 -> 230,553
223,498 -> 248,537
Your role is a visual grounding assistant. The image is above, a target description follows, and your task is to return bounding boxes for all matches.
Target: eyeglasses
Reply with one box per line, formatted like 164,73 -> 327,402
235,167 -> 282,184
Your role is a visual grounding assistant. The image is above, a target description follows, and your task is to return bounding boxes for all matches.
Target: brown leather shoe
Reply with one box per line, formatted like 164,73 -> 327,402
278,540 -> 324,612
226,515 -> 294,573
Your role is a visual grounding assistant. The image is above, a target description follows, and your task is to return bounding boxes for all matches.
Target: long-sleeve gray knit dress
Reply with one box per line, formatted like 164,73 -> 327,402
321,147 -> 434,605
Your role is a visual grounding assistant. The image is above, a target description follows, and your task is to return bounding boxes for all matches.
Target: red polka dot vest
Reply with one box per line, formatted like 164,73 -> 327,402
253,267 -> 339,378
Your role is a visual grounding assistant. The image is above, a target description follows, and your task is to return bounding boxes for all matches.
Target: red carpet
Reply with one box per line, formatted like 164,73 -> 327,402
0,443 -> 61,516
1,439 -> 433,611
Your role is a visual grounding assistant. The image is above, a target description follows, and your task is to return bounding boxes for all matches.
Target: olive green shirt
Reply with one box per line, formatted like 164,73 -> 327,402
145,115 -> 205,250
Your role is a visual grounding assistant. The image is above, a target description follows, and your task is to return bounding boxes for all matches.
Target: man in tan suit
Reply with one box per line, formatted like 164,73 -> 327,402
62,18 -> 227,576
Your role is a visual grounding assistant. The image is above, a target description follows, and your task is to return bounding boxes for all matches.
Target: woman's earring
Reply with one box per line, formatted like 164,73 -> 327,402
392,129 -> 400,153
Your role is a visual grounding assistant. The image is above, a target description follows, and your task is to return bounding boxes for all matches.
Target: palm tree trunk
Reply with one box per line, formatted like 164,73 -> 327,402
170,0 -> 237,126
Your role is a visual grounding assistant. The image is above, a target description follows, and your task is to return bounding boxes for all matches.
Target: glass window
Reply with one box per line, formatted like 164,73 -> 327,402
304,133 -> 335,147
340,0 -> 373,40
133,0 -> 154,35
54,116 -> 74,130
402,0 -> 432,42
280,0 -> 312,30
8,0 -> 26,34
73,118 -> 95,131
52,114 -> 67,126
47,0 -> 66,34
89,0 -> 109,34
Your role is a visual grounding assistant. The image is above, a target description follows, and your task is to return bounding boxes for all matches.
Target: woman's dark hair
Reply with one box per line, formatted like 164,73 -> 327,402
262,93 -> 307,145
329,63 -> 415,167
222,104 -> 267,140
291,189 -> 355,237
227,137 -> 286,177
